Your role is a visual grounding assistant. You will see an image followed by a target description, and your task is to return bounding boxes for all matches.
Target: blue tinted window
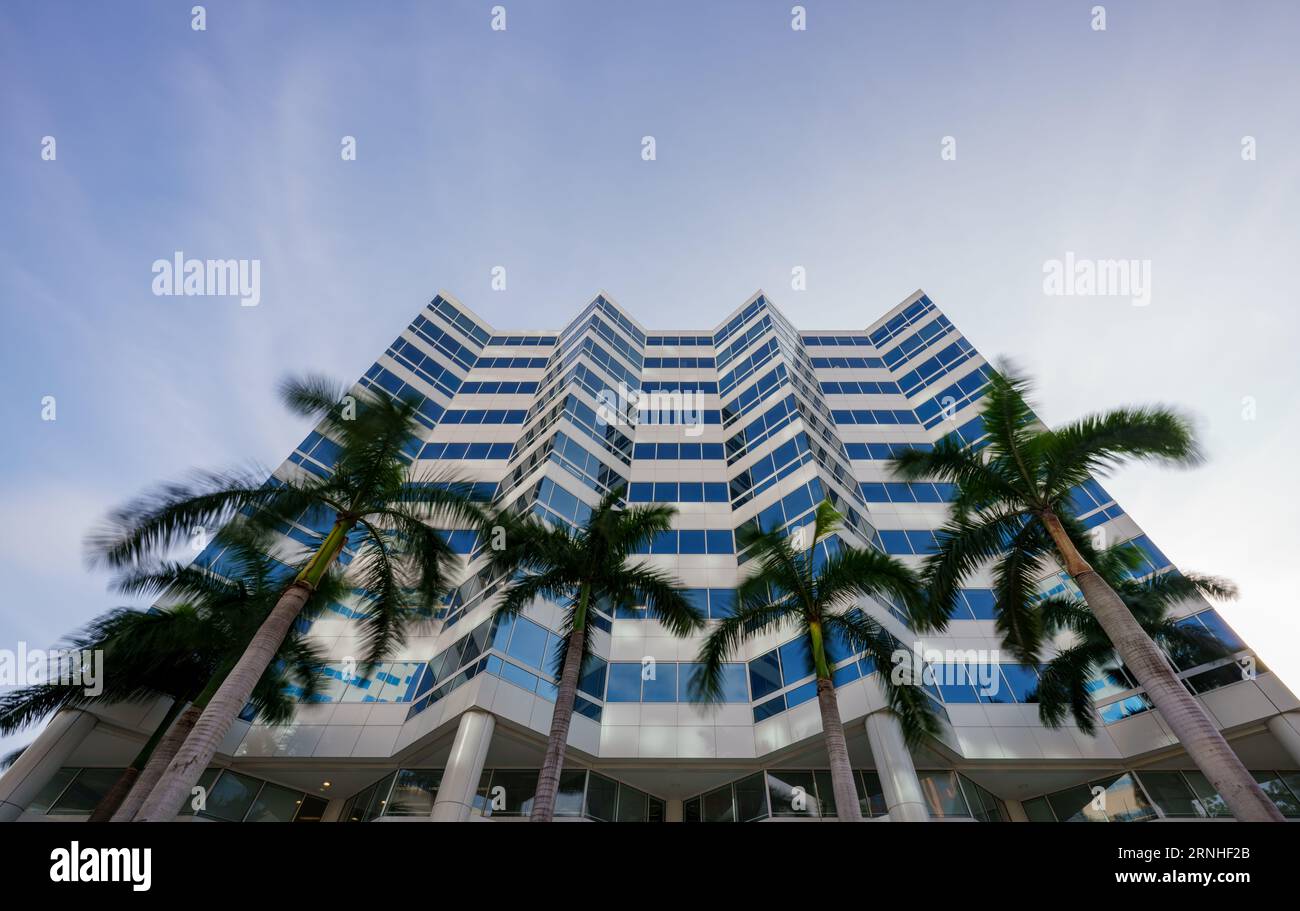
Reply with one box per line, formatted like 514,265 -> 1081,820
499,660 -> 539,693
999,664 -> 1040,703
824,624 -> 853,664
783,485 -> 814,517
579,656 -> 607,699
778,636 -> 816,683
706,530 -> 734,554
936,665 -> 980,703
753,694 -> 786,722
650,530 -> 675,554
490,613 -> 515,650
964,589 -> 997,620
785,680 -> 818,708
505,617 -> 549,669
861,483 -> 888,503
905,530 -> 937,555
717,664 -> 749,702
831,662 -> 860,687
606,663 -> 642,702
643,663 -> 677,703
683,589 -> 708,618
679,530 -> 707,554
880,531 -> 910,554
749,651 -> 783,700
1195,610 -> 1246,652
758,501 -> 784,532
708,589 -> 736,619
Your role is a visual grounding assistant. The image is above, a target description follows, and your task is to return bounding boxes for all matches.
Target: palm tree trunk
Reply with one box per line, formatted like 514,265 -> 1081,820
132,580 -> 316,821
1040,510 -> 1283,822
815,675 -> 862,820
111,702 -> 203,821
88,697 -> 185,822
808,619 -> 861,820
530,619 -> 586,822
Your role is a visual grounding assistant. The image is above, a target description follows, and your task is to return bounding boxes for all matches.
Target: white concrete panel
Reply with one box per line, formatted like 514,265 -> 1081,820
639,704 -> 678,727
292,703 -> 338,726
637,725 -> 677,758
786,700 -> 824,742
328,703 -> 372,725
313,725 -> 363,757
1030,724 -> 1086,759
993,726 -> 1045,760
365,704 -> 411,726
527,700 -> 555,737
1070,726 -> 1122,760
599,725 -> 640,757
753,716 -> 793,756
1103,713 -> 1176,756
953,726 -> 1006,759
351,725 -> 400,758
715,726 -> 757,758
676,726 -> 717,758
1200,682 -> 1281,729
489,680 -> 538,727
219,719 -> 251,757
568,715 -> 601,755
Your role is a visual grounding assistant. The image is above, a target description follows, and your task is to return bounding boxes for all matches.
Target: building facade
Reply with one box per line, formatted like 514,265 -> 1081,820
5,289 -> 1300,823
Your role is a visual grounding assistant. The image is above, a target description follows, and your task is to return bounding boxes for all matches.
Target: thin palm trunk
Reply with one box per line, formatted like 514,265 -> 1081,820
133,520 -> 348,822
88,696 -> 186,822
531,617 -> 586,822
112,702 -> 203,821
113,667 -> 229,821
809,622 -> 861,820
133,580 -> 316,821
1041,510 -> 1283,822
815,676 -> 862,820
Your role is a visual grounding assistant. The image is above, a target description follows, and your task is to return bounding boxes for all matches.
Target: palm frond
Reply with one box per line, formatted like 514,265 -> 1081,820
916,509 -> 1026,631
814,546 -> 924,621
990,521 -> 1051,665
605,565 -> 705,637
1041,405 -> 1203,498
827,610 -> 943,746
690,597 -> 800,703
85,468 -> 294,569
1031,641 -> 1113,734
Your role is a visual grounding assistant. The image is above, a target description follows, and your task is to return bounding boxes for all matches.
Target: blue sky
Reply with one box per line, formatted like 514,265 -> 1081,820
2,1 -> 1298,754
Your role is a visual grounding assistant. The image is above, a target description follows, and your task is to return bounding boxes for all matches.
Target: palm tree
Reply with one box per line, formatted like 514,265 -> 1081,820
485,489 -> 704,821
86,375 -> 486,822
692,500 -> 937,820
107,528 -> 338,821
1032,544 -> 1236,735
889,366 -> 1283,821
0,530 -> 328,821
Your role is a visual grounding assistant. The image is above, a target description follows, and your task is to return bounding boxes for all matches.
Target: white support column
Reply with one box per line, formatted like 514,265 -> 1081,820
1267,713 -> 1300,767
0,709 -> 98,821
865,710 -> 930,822
431,710 -> 495,822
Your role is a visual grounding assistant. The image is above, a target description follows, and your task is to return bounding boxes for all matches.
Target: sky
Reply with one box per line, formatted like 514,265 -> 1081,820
2,1 -> 1298,756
